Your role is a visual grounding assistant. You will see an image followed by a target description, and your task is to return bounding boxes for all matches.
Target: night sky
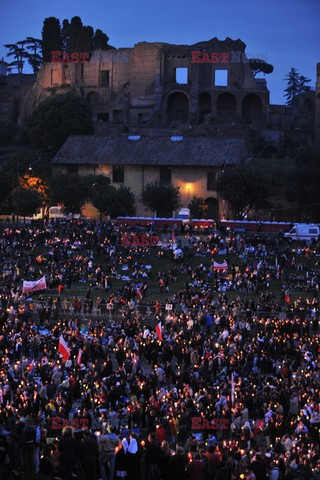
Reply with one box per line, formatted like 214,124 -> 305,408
0,0 -> 319,104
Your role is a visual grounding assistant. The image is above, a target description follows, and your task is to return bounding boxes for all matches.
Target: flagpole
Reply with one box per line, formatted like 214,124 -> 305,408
231,372 -> 235,407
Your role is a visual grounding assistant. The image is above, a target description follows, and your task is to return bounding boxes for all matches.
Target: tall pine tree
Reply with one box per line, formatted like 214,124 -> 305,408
284,68 -> 311,105
92,29 -> 110,50
42,17 -> 62,62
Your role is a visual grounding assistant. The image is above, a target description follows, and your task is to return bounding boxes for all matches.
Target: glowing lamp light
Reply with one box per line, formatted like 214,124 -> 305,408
185,183 -> 193,196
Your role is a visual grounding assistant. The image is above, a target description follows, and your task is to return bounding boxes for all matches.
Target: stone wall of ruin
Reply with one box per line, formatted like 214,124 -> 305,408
19,38 -> 269,128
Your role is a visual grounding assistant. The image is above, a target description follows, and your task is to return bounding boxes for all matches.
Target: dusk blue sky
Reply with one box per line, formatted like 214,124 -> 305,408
1,0 -> 318,104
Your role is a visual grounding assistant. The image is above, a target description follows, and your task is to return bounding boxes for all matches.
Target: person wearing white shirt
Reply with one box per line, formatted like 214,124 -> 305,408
143,326 -> 150,339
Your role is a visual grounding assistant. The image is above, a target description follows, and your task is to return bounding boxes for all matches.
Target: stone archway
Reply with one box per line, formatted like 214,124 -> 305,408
167,92 -> 189,122
242,94 -> 262,123
205,197 -> 219,219
199,92 -> 212,123
217,93 -> 236,121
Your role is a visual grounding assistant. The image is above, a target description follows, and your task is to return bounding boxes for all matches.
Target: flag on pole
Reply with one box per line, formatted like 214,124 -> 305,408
213,261 -> 228,271
58,335 -> 70,362
27,359 -> 35,373
285,294 -> 291,304
155,321 -> 163,342
22,275 -> 46,294
231,372 -> 235,406
77,349 -> 82,366
136,287 -> 143,299
171,228 -> 176,245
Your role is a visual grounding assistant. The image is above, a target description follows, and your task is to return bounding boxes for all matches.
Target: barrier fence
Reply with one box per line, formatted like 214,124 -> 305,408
5,297 -> 318,322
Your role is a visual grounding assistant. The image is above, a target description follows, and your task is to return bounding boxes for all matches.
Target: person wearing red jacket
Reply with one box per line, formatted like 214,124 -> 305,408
155,424 -> 165,445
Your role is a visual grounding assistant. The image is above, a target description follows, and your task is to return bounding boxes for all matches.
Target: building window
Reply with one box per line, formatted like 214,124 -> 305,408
207,171 -> 217,191
160,166 -> 172,184
97,113 -> 109,123
175,67 -> 188,84
100,70 -> 110,87
138,113 -> 149,124
113,110 -> 122,123
214,69 -> 228,86
113,166 -> 124,183
67,164 -> 79,175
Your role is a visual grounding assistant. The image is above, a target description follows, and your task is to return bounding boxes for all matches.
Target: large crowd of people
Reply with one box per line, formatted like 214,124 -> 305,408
0,218 -> 320,480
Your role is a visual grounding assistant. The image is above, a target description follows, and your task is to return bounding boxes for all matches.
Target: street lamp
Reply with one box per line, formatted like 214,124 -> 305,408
186,184 -> 191,201
28,156 -> 42,171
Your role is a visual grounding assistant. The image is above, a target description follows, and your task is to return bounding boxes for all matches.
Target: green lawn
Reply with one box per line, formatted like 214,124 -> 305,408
30,234 -> 318,306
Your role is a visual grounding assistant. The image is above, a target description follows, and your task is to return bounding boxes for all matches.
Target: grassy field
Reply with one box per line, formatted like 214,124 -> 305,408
30,234 -> 319,307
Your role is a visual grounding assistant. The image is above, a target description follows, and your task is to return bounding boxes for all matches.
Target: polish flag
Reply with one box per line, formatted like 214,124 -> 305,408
136,287 -> 143,299
22,275 -> 46,294
58,335 -> 70,362
155,322 -> 163,342
213,261 -> 228,271
77,349 -> 82,366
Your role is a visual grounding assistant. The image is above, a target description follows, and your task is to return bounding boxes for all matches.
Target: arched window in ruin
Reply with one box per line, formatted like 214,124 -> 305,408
217,93 -> 236,121
167,92 -> 189,122
242,94 -> 262,123
87,91 -> 100,105
199,92 -> 212,123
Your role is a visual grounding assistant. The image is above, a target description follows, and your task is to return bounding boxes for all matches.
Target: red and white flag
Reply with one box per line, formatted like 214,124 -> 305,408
155,321 -> 163,342
28,359 -> 35,372
213,261 -> 228,271
77,349 -> 82,366
22,275 -> 46,294
136,287 -> 143,299
58,335 -> 70,362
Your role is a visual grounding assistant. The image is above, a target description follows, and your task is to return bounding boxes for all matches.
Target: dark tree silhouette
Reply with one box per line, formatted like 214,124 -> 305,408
218,165 -> 267,219
28,92 -> 94,152
49,173 -> 91,214
3,43 -> 28,74
42,17 -> 62,62
249,59 -> 274,77
24,37 -> 42,73
88,175 -> 135,219
284,68 -> 311,106
142,182 -> 180,217
188,196 -> 208,219
11,187 -> 42,222
42,16 -> 110,61
92,29 -> 110,50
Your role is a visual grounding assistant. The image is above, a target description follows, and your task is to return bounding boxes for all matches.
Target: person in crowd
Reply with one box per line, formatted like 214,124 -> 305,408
98,426 -> 121,480
79,429 -> 98,480
0,219 -> 319,479
59,426 -> 82,479
145,433 -> 162,480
